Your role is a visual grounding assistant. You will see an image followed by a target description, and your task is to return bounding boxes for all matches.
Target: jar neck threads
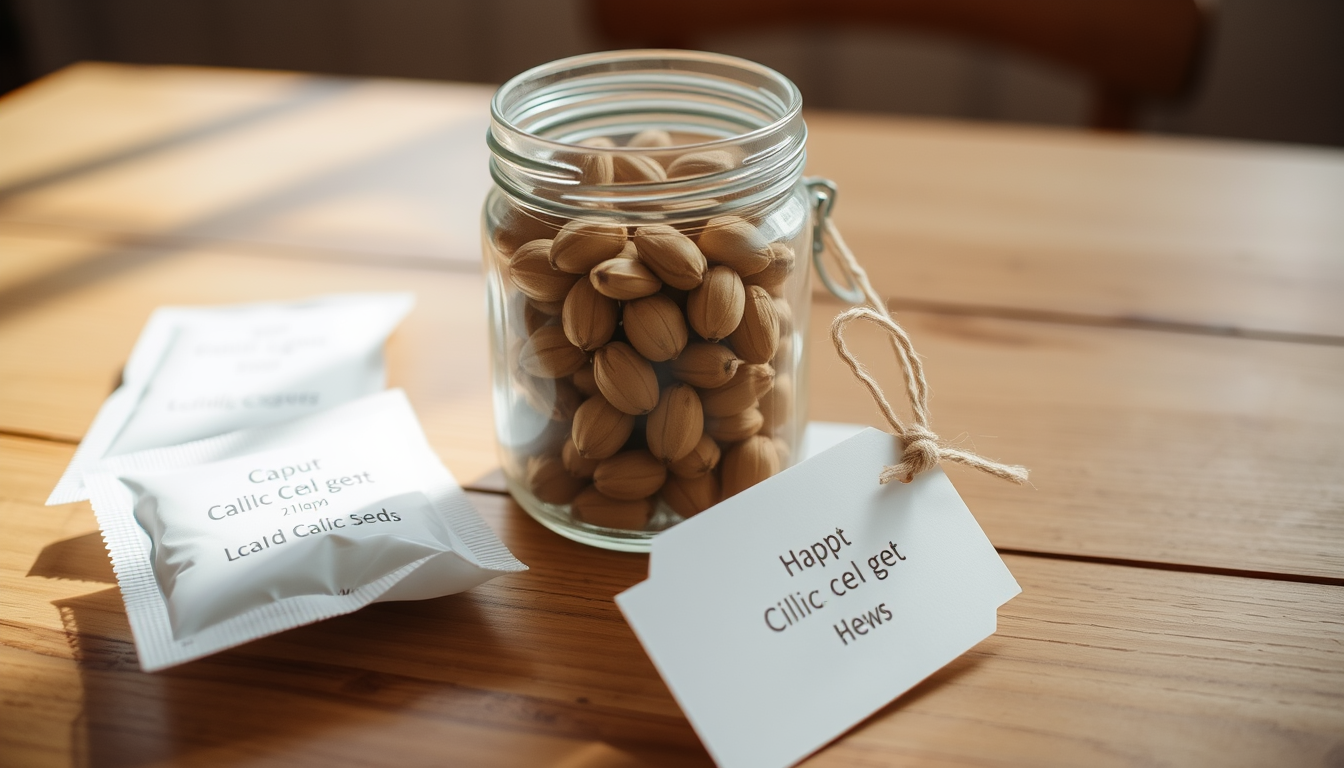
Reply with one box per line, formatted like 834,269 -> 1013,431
488,50 -> 807,225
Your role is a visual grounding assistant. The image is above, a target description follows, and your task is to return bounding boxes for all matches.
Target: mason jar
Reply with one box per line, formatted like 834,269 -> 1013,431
483,50 -> 813,551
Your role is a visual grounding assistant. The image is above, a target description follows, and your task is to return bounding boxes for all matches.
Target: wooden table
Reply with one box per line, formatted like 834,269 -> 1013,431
3,63 -> 1342,767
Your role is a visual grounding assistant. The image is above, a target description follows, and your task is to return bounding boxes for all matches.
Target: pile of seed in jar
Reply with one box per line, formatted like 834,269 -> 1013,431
492,129 -> 799,532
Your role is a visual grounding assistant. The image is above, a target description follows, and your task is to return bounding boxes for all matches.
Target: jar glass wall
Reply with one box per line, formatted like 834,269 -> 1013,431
483,50 -> 812,551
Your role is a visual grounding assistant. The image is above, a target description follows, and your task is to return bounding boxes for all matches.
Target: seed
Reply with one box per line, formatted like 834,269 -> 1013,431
667,149 -> 736,179
687,265 -> 745,341
623,294 -> 688,362
593,450 -> 668,500
509,239 -> 579,303
572,394 -> 635,460
670,342 -> 741,388
613,153 -> 668,183
508,291 -> 555,340
727,285 -> 779,364
572,361 -> 599,397
519,325 -> 587,378
772,296 -> 794,336
590,256 -> 662,300
517,373 -> 582,421
628,129 -> 674,148
562,277 -> 618,352
661,472 -> 721,518
646,383 -> 704,463
571,486 -> 652,530
759,373 -> 794,430
743,242 -> 795,296
527,454 -> 585,505
593,341 -> 659,415
698,216 -> 771,276
667,433 -> 721,479
721,435 -> 780,498
492,204 -> 559,258
699,363 -> 774,418
531,297 -> 565,316
633,224 -> 706,290
562,436 -> 600,479
575,136 -> 615,185
551,219 -> 628,274
705,406 -> 764,443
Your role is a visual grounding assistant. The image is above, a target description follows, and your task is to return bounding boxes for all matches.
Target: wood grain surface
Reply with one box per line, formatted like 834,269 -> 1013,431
3,64 -> 1342,336
2,230 -> 1341,579
3,63 -> 1343,768
3,438 -> 1342,768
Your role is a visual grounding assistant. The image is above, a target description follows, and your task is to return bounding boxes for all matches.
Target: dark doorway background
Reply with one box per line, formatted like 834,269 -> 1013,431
3,0 -> 1341,148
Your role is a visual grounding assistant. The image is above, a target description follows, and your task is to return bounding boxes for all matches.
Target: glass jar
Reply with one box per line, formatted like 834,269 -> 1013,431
482,50 -> 813,551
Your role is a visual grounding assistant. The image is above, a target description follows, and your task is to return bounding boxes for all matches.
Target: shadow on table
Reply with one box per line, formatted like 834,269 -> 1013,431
34,514 -> 709,768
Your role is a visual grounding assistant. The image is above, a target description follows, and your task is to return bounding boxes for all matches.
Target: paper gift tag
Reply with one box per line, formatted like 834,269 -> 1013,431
616,427 -> 1021,768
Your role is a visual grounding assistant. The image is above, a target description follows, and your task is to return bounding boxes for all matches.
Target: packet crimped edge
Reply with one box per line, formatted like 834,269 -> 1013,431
85,389 -> 526,672
48,292 -> 415,506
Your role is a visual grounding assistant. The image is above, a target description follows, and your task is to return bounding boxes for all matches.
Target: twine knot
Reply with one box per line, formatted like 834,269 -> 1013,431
882,424 -> 941,484
820,217 -> 1028,486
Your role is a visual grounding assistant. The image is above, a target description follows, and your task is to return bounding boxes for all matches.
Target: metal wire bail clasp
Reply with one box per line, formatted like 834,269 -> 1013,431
804,177 -> 864,303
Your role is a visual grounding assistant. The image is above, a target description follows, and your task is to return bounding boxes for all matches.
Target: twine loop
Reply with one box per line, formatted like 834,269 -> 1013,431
818,216 -> 1029,486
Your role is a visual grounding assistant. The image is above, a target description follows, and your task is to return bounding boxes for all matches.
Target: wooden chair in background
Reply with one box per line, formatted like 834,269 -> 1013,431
590,0 -> 1212,130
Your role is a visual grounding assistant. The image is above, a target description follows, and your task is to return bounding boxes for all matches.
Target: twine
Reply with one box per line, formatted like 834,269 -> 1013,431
822,218 -> 1029,485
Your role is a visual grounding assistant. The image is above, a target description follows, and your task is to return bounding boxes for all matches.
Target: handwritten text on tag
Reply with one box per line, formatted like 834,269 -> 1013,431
617,427 -> 1021,768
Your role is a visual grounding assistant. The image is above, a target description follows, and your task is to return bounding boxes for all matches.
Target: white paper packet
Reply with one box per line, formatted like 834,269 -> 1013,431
48,293 -> 415,505
85,389 -> 526,672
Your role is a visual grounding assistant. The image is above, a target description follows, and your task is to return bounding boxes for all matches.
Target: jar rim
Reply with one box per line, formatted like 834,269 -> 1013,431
490,49 -> 803,153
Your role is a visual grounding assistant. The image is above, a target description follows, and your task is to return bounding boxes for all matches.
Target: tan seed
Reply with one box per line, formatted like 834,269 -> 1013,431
508,291 -> 556,340
519,325 -> 587,378
562,278 -> 618,352
527,455 -> 585,505
623,294 -> 688,362
700,363 -> 774,418
518,373 -> 582,421
593,450 -> 668,501
571,486 -> 652,530
531,297 -> 565,315
633,224 -> 706,290
572,361 -> 599,397
698,216 -> 771,276
572,394 -> 635,460
593,341 -> 659,415
590,256 -> 662,300
551,219 -> 628,274
667,433 -> 721,479
705,406 -> 764,443
575,136 -> 615,185
562,436 -> 600,479
492,204 -> 559,258
613,153 -> 668,183
759,373 -> 794,430
721,435 -> 780,498
743,242 -> 795,295
667,149 -> 736,179
670,342 -> 741,388
627,128 -> 673,148
773,296 -> 794,336
687,265 -> 745,341
727,285 -> 780,364
646,383 -> 704,463
661,472 -> 721,518
509,239 -> 579,303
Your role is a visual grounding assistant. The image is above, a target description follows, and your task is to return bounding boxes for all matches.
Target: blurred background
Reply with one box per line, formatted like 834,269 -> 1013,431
0,0 -> 1340,147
